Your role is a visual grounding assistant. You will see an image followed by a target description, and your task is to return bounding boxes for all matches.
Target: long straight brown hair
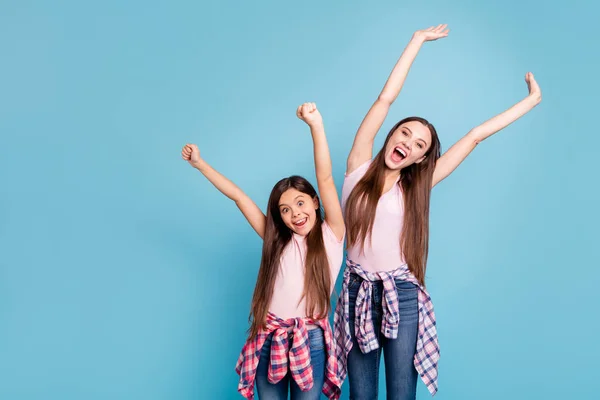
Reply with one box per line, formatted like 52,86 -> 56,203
344,117 -> 441,286
248,176 -> 331,339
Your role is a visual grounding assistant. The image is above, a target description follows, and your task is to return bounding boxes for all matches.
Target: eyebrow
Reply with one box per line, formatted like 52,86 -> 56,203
279,195 -> 305,207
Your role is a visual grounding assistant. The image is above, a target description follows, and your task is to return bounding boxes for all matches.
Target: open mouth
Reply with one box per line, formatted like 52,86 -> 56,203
391,146 -> 407,163
293,218 -> 308,228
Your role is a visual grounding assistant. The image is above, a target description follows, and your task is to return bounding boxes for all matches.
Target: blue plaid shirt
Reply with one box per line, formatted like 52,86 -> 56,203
333,260 -> 441,395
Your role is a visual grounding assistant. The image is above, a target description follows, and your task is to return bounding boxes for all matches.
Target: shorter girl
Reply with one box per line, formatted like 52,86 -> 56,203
182,103 -> 345,400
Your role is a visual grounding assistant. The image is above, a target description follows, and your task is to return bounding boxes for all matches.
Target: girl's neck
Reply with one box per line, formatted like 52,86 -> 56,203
383,167 -> 401,193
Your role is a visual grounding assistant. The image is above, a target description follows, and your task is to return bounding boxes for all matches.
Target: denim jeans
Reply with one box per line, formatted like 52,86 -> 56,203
255,328 -> 326,400
346,273 -> 419,400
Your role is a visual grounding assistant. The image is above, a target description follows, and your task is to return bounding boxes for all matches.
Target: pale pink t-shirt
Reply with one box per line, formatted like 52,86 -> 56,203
341,160 -> 405,273
268,221 -> 344,319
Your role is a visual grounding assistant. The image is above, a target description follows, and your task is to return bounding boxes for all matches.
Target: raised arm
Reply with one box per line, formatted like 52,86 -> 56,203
181,144 -> 266,239
347,24 -> 450,174
432,72 -> 542,187
296,103 -> 345,241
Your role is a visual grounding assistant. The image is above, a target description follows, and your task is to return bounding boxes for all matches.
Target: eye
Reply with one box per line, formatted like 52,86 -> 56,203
297,201 -> 304,206
402,130 -> 408,136
281,207 -> 288,213
417,143 -> 424,149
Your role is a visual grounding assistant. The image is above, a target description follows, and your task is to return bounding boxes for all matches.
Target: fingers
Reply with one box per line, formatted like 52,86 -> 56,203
302,102 -> 310,116
527,72 -> 540,92
297,103 -> 308,118
525,72 -> 535,88
181,144 -> 196,160
525,72 -> 534,82
524,71 -> 541,100
181,145 -> 190,160
434,24 -> 449,37
420,24 -> 449,40
297,102 -> 318,120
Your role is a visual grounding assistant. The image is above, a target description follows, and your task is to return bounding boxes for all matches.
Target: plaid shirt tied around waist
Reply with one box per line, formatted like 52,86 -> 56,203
333,259 -> 441,395
235,312 -> 341,399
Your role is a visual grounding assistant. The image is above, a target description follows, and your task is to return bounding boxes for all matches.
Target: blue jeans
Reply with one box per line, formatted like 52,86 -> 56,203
255,328 -> 326,400
347,273 -> 419,400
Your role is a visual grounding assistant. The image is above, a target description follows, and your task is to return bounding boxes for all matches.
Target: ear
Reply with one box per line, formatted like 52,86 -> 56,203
415,155 -> 427,164
313,196 -> 319,210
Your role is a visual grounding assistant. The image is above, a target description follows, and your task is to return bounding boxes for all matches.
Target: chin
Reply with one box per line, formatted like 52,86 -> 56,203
384,157 -> 402,171
299,223 -> 316,236
298,225 -> 312,236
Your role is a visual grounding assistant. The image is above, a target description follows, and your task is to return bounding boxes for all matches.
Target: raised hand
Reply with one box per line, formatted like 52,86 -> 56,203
296,102 -> 323,128
432,72 -> 543,187
181,143 -> 202,168
413,24 -> 450,42
180,142 -> 267,238
525,72 -> 542,103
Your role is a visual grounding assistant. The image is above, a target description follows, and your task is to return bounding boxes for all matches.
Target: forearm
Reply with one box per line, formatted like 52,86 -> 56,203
470,94 -> 541,143
378,36 -> 425,104
309,121 -> 345,240
310,123 -> 333,183
432,89 -> 541,187
194,159 -> 245,202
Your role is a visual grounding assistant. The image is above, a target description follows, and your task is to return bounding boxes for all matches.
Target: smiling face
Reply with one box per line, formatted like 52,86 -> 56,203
278,188 -> 319,236
384,120 -> 433,171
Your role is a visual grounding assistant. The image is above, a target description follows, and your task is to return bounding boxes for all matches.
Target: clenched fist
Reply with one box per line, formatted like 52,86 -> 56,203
296,102 -> 323,128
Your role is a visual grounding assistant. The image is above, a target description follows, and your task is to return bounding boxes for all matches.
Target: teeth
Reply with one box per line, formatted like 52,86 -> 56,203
395,147 -> 406,157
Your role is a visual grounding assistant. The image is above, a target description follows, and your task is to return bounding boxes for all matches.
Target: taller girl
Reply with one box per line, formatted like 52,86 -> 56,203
334,24 -> 542,399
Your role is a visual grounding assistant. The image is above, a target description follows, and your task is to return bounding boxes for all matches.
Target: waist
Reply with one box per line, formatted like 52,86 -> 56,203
262,325 -> 324,346
348,271 -> 417,290
346,246 -> 405,273
263,312 -> 329,332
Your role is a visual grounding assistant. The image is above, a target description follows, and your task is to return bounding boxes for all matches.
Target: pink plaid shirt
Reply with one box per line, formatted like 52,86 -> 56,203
235,312 -> 342,399
334,260 -> 441,395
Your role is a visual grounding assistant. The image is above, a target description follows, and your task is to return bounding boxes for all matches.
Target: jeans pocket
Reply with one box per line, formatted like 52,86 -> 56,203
394,281 -> 418,323
394,279 -> 417,292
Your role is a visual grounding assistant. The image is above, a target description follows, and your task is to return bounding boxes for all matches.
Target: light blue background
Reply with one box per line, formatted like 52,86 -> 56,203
1,0 -> 598,399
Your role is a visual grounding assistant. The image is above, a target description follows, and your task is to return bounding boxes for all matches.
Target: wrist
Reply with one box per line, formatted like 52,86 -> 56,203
192,159 -> 206,170
308,120 -> 324,130
527,92 -> 542,106
410,33 -> 426,45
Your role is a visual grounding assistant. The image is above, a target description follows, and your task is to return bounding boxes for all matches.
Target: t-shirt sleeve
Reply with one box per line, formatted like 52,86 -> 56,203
341,159 -> 372,209
322,220 -> 344,245
322,220 -> 345,284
